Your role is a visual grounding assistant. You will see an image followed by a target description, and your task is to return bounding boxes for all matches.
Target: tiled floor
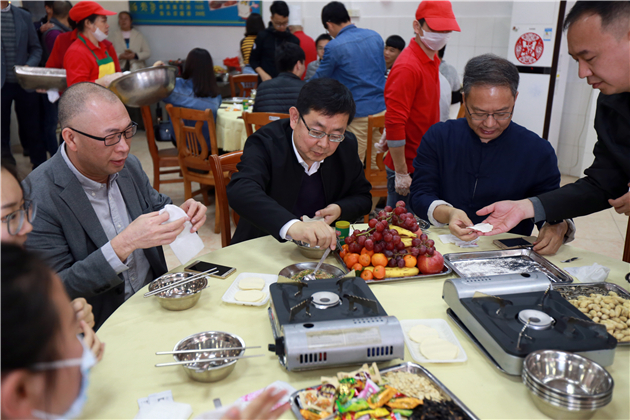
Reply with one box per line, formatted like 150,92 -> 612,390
12,132 -> 627,268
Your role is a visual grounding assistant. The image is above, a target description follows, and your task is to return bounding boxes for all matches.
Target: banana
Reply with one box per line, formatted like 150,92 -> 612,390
363,266 -> 419,278
401,238 -> 413,247
390,225 -> 417,238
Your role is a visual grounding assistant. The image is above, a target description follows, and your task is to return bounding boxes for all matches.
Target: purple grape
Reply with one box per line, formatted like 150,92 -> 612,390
397,259 -> 406,268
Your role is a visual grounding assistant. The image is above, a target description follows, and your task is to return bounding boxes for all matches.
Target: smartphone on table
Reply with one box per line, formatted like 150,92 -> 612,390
184,260 -> 236,279
493,237 -> 535,250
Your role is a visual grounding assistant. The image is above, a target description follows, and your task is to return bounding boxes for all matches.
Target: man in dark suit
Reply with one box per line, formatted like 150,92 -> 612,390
24,83 -> 207,329
1,0 -> 45,168
227,78 -> 372,249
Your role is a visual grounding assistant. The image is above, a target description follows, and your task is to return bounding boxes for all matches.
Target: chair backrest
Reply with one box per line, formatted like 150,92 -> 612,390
229,74 -> 258,97
365,114 -> 387,187
209,151 -> 243,247
242,112 -> 290,137
165,104 -> 218,173
457,101 -> 466,119
140,105 -> 159,163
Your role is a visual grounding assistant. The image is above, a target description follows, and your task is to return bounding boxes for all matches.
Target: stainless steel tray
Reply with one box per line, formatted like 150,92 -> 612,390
14,66 -> 67,91
444,249 -> 573,283
290,361 -> 479,420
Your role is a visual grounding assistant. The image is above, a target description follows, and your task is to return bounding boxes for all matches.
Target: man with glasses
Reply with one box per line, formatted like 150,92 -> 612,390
23,82 -> 207,329
227,78 -> 372,249
249,1 -> 300,83
409,54 -> 574,255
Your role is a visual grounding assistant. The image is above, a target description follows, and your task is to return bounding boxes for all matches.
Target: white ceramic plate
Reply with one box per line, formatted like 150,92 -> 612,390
222,272 -> 277,307
400,319 -> 467,363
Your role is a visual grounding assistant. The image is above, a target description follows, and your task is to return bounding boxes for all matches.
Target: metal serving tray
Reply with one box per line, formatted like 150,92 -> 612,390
444,249 -> 573,283
14,66 -> 67,91
290,361 -> 479,420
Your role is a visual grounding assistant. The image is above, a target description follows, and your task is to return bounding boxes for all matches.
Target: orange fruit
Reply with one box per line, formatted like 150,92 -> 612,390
342,244 -> 349,252
339,249 -> 347,259
358,254 -> 371,267
373,265 -> 386,280
372,253 -> 388,267
404,255 -> 417,268
360,248 -> 375,257
344,253 -> 360,269
361,270 -> 374,280
352,262 -> 364,272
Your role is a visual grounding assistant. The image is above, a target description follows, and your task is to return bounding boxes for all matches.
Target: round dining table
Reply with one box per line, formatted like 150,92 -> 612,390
81,228 -> 630,419
216,107 -> 247,152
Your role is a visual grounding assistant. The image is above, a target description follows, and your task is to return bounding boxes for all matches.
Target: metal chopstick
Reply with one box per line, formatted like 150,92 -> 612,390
155,354 -> 263,367
156,346 -> 261,355
143,268 -> 218,298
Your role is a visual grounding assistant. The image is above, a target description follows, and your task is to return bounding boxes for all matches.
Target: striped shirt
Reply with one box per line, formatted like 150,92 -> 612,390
1,7 -> 18,83
240,35 -> 256,65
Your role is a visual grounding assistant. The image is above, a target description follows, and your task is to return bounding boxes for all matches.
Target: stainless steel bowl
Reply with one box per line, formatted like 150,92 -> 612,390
292,240 -> 328,259
148,272 -> 207,311
173,331 -> 245,382
108,66 -> 177,107
278,262 -> 345,281
14,66 -> 67,91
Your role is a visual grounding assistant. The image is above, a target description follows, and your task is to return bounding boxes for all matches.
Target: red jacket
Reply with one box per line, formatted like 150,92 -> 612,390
293,31 -> 317,80
46,28 -> 77,69
63,35 -> 121,86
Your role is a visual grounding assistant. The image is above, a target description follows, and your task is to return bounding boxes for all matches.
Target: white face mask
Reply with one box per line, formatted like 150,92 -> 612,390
420,29 -> 451,52
31,337 -> 96,420
93,26 -> 108,42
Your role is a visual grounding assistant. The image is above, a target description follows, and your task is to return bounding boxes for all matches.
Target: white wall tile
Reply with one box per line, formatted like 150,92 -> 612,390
491,46 -> 509,58
457,18 -> 478,47
475,18 -> 495,47
492,18 -> 511,47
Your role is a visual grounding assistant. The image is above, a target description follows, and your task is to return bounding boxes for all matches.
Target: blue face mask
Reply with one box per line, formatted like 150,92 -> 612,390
31,336 -> 96,420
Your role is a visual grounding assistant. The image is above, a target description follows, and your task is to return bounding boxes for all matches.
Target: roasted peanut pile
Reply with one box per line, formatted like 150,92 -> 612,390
568,292 -> 630,342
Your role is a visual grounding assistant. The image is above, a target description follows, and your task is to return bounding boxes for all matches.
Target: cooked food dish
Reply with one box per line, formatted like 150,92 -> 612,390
290,269 -> 335,282
238,277 -> 265,291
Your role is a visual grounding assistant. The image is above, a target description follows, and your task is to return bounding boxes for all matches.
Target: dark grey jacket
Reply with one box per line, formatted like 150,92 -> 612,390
252,72 -> 305,114
1,6 -> 42,88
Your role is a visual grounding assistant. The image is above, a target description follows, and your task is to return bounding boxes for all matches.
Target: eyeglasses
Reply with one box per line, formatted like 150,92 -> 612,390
465,103 -> 513,121
300,114 -> 345,143
68,121 -> 138,146
1,199 -> 37,236
271,19 -> 288,29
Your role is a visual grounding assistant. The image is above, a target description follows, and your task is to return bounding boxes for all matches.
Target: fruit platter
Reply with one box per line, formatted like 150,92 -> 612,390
336,202 -> 451,283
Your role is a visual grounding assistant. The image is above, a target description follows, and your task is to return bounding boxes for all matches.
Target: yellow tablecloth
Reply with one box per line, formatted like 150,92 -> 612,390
82,229 -> 630,419
216,108 -> 247,151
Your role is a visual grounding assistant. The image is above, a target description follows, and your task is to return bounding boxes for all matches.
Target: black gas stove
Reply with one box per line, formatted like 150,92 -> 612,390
267,277 -> 404,371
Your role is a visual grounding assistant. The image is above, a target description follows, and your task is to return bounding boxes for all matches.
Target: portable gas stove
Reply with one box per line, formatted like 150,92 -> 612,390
443,272 -> 617,375
267,276 -> 404,371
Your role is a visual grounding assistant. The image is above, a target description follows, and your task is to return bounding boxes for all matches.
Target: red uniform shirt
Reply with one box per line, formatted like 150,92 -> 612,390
293,30 -> 317,80
384,39 -> 440,174
46,29 -> 78,69
63,35 -> 121,86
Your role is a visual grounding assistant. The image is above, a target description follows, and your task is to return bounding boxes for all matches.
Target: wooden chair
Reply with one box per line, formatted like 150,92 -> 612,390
229,74 -> 258,97
457,101 -> 466,119
364,114 -> 388,222
165,104 -> 224,234
209,151 -> 243,247
140,106 -> 182,192
242,112 -> 290,137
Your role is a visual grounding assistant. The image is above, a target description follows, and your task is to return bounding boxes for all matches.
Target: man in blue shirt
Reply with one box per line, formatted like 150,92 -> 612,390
311,1 -> 386,166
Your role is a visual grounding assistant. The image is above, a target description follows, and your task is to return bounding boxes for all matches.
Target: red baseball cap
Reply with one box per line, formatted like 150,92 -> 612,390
69,1 -> 116,22
415,1 -> 460,32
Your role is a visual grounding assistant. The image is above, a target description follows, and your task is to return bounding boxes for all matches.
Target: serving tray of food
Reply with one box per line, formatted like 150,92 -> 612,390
290,361 -> 479,420
443,248 -> 573,283
552,282 -> 630,344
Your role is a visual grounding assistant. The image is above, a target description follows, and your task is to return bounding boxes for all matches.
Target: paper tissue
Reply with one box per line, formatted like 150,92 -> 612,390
159,204 -> 204,265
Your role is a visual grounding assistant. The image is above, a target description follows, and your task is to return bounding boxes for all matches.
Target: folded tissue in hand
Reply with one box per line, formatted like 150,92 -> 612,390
159,204 -> 204,265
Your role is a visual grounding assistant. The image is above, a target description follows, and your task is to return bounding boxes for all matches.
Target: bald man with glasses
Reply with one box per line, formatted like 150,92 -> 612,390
23,82 -> 207,329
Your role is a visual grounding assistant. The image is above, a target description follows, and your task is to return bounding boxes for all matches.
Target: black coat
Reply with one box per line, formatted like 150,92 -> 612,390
537,92 -> 630,220
249,24 -> 300,82
227,119 -> 372,244
252,72 -> 305,114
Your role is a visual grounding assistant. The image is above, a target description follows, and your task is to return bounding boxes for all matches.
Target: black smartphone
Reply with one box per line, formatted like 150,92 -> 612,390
493,238 -> 533,249
184,260 -> 236,279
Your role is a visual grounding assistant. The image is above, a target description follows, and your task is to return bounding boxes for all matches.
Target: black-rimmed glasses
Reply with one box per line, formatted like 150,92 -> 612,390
299,114 -> 345,143
1,199 -> 37,236
465,103 -> 514,121
68,121 -> 138,146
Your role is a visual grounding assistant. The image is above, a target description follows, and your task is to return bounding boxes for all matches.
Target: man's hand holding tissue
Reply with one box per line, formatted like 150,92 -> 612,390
181,198 -> 207,232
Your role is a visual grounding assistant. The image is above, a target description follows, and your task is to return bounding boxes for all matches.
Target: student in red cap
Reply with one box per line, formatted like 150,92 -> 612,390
63,1 -> 122,87
381,0 -> 460,210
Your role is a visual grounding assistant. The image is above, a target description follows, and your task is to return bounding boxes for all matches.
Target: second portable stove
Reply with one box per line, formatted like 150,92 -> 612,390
267,276 -> 404,371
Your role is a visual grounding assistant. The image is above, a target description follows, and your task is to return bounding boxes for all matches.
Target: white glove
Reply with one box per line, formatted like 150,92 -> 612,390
375,129 -> 388,154
395,172 -> 412,196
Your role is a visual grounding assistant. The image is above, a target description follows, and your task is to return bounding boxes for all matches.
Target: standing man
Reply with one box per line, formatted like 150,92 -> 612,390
289,4 -> 316,80
311,1 -> 387,166
477,1 -> 630,236
249,1 -> 300,83
383,0 -> 459,209
1,0 -> 46,168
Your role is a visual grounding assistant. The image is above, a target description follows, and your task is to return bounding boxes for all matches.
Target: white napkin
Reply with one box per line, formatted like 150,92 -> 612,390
159,204 -> 205,265
136,390 -> 192,420
439,234 -> 479,248
565,263 -> 611,283
47,89 -> 60,103
303,215 -> 324,223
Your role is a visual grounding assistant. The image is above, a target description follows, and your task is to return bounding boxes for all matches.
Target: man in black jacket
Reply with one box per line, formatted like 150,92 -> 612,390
253,43 -> 305,114
249,1 -> 300,83
476,1 -> 630,236
227,78 -> 372,249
